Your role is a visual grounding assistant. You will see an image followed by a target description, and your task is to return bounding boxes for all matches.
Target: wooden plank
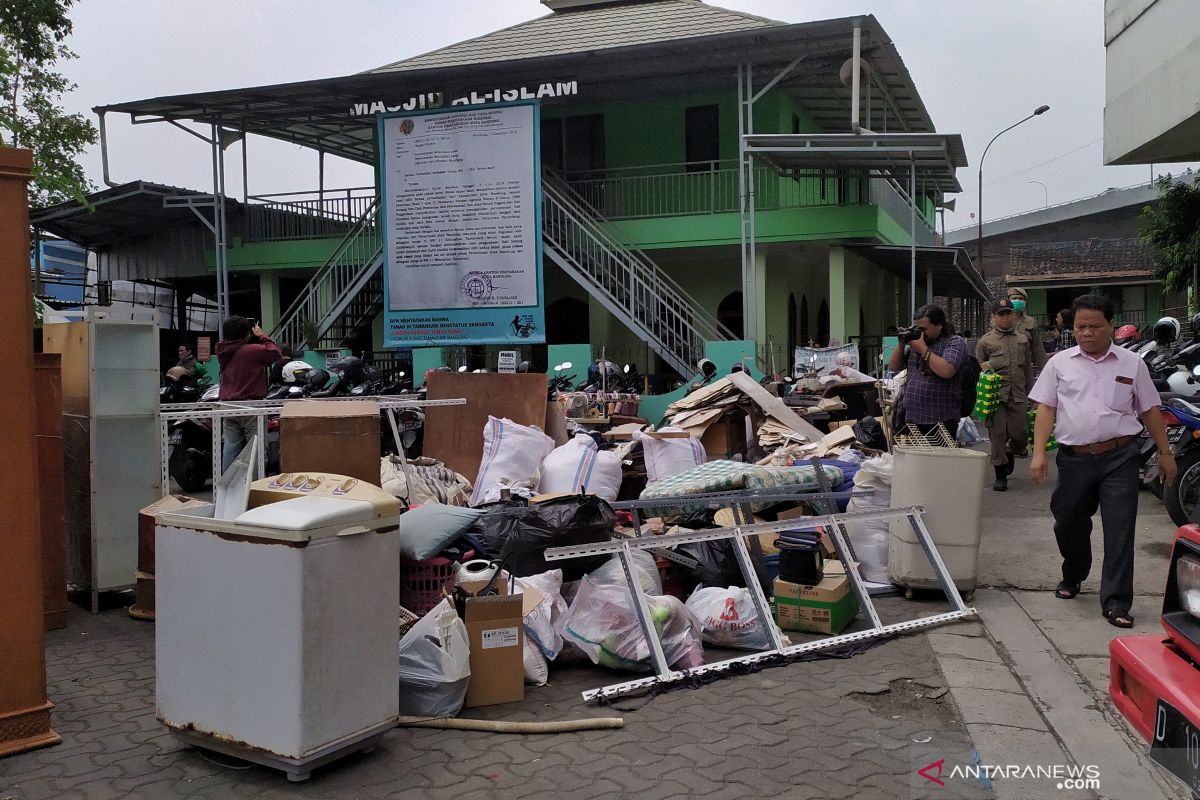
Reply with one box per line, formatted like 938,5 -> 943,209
423,373 -> 548,484
42,321 -> 90,416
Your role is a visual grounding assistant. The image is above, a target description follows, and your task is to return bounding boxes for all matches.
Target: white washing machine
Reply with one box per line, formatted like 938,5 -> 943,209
155,473 -> 402,781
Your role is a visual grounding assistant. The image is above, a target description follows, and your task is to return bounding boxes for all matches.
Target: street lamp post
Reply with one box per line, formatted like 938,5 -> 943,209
976,105 -> 1050,276
1028,179 -> 1048,209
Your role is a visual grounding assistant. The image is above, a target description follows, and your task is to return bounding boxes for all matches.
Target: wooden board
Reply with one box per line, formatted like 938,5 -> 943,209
423,372 -> 548,483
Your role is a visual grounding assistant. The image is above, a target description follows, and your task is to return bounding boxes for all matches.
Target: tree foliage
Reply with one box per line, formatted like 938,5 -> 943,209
1140,175 -> 1200,292
0,0 -> 96,206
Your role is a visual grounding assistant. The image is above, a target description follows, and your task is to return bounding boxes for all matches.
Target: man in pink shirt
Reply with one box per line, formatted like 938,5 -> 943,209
1029,294 -> 1176,628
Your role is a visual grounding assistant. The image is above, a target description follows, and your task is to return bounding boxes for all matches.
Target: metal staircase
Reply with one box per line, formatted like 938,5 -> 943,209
271,197 -> 383,350
541,172 -> 735,376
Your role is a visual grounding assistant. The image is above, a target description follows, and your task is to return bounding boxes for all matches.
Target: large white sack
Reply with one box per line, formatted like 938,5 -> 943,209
844,454 -> 893,584
538,433 -> 622,501
635,427 -> 706,483
470,416 -> 554,506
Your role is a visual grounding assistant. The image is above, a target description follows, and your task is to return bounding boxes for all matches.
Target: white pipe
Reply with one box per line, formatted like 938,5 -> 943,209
851,20 -> 862,132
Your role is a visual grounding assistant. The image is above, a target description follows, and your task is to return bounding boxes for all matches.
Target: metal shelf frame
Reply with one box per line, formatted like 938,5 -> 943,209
545,502 -> 976,703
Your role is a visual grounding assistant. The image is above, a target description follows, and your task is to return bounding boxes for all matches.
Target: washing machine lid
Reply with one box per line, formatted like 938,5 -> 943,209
233,496 -> 376,539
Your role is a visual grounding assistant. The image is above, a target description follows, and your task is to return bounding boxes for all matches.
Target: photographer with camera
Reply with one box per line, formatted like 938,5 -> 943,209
887,304 -> 969,442
216,315 -> 281,471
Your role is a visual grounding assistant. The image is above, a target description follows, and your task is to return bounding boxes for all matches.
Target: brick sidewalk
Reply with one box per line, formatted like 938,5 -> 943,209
0,603 -> 987,800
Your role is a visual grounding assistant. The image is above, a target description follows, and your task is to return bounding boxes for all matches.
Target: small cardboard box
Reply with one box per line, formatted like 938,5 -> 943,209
772,562 -> 859,635
280,399 -> 380,484
463,592 -> 526,708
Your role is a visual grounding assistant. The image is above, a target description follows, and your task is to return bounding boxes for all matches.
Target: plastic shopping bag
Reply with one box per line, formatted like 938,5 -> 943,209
562,576 -> 704,672
512,570 -> 569,686
397,598 -> 471,718
684,585 -> 778,650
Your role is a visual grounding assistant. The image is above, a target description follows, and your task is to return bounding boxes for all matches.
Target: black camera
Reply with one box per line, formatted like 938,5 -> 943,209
897,326 -> 923,344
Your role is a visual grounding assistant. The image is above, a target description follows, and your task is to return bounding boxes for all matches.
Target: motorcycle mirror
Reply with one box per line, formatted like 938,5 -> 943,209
398,371 -> 406,377
457,365 -> 468,372
623,364 -> 631,374
698,358 -> 717,378
560,361 -> 573,370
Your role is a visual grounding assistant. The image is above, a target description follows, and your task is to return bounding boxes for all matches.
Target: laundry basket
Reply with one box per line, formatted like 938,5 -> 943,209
887,444 -> 987,600
399,553 -> 471,616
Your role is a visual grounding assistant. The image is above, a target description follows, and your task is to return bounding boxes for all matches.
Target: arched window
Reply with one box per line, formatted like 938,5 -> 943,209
800,295 -> 810,344
545,297 -> 589,343
717,291 -> 744,339
787,293 -> 798,362
817,300 -> 830,346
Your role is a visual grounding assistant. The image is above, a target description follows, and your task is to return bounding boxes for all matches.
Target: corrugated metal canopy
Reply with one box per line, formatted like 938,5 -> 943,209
848,244 -> 991,302
744,133 -> 967,194
30,182 -> 235,249
94,11 -> 945,166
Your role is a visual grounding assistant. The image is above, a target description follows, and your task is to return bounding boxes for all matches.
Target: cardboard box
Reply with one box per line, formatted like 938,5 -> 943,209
700,409 -> 749,458
772,562 -> 859,635
463,592 -> 526,708
279,399 -> 380,484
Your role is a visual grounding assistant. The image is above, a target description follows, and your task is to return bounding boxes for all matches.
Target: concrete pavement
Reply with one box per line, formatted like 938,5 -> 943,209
935,447 -> 1190,799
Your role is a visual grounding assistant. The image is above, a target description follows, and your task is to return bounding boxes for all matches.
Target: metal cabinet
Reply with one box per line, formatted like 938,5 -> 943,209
43,308 -> 161,611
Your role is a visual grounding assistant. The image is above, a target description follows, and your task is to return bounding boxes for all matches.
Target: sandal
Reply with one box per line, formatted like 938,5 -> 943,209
1054,581 -> 1081,600
1104,608 -> 1134,628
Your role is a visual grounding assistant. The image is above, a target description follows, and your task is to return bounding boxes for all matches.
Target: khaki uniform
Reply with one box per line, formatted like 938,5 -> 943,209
1016,313 -> 1047,370
976,327 -> 1034,466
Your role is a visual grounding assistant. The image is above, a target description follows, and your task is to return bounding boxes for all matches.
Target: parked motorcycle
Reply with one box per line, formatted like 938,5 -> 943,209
1155,397 -> 1200,524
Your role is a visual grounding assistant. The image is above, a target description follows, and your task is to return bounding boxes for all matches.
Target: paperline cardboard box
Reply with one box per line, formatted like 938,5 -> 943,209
772,561 -> 859,635
280,399 -> 380,484
463,592 -> 526,708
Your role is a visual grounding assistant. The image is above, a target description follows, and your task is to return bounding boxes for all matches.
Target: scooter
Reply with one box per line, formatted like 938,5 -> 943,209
1152,396 -> 1200,523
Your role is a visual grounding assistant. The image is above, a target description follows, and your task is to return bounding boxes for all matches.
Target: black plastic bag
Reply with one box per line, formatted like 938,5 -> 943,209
677,539 -> 769,595
852,415 -> 888,451
474,494 -> 616,580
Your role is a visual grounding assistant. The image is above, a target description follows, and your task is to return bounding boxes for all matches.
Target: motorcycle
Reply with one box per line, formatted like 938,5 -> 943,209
1154,396 -> 1200,524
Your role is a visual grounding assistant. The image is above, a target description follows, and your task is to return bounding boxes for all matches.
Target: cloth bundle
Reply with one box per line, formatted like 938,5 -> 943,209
972,371 -> 1003,420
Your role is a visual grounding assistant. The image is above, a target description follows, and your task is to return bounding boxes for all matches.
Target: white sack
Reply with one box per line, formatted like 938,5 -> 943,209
538,433 -> 623,501
470,416 -> 554,506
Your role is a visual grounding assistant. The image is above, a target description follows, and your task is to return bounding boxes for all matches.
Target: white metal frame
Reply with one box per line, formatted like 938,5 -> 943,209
159,396 -> 465,496
545,503 -> 976,703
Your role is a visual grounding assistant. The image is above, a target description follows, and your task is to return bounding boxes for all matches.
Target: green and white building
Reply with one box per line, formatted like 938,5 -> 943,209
38,0 -> 989,378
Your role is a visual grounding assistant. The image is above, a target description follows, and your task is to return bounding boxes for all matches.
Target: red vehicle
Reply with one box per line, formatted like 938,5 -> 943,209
1110,523 -> 1200,796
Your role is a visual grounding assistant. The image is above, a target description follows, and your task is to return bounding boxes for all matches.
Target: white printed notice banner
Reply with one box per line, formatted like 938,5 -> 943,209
793,343 -> 860,376
378,102 -> 544,346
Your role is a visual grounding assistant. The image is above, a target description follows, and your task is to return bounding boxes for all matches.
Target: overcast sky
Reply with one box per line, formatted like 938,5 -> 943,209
62,0 -> 1196,228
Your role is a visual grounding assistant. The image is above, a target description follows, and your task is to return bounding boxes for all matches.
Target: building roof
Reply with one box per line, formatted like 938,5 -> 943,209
368,0 -> 779,74
30,182 -> 235,249
1005,238 -> 1156,286
95,8 -> 944,166
849,244 -> 990,301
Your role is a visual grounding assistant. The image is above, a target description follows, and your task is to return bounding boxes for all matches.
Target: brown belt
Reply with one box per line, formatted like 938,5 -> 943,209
1060,435 -> 1134,456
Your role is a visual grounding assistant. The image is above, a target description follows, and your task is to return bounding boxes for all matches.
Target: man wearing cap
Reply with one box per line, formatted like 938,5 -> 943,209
1029,294 -> 1177,629
976,298 -> 1034,491
1008,287 -> 1047,370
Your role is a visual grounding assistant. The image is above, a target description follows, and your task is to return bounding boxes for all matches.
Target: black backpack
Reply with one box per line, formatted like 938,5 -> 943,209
958,351 -> 982,418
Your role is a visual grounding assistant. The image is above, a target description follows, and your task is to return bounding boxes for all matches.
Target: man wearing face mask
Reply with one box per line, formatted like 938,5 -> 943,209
1007,287 -> 1047,371
976,298 -> 1034,491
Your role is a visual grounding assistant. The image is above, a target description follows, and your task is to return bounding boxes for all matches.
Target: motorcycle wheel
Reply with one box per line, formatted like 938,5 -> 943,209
1163,448 -> 1200,526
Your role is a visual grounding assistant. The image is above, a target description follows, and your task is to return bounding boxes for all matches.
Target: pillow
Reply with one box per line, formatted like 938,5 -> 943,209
397,503 -> 484,561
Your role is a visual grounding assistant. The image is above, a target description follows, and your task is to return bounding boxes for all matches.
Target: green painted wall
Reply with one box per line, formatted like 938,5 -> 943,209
206,236 -> 343,272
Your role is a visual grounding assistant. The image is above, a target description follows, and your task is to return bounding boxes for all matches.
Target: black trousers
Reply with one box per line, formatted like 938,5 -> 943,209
1050,439 -> 1140,613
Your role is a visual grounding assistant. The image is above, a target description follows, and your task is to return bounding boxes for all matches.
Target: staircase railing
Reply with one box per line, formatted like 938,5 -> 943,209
271,196 -> 383,349
542,171 -> 735,376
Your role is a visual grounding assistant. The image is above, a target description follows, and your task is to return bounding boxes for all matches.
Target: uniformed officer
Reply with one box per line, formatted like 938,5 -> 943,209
1007,286 -> 1047,370
977,297 -> 1034,491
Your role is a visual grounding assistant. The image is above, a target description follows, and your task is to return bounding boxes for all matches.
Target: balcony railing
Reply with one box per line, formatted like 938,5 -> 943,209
562,160 -> 876,220
242,187 -> 377,242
